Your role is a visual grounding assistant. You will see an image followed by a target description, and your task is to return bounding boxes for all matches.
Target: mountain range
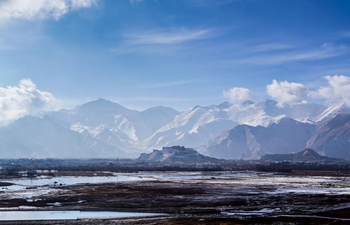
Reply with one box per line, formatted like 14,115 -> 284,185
198,113 -> 350,160
1,98 -> 350,159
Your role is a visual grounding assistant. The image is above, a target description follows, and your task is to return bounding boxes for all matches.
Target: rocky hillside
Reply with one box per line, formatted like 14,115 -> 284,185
200,113 -> 350,160
137,146 -> 222,164
199,118 -> 316,159
260,148 -> 344,162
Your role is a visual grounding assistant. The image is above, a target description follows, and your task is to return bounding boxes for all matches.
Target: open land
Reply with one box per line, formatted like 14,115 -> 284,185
0,169 -> 350,224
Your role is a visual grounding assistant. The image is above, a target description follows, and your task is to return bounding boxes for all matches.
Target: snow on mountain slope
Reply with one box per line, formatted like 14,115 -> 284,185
144,104 -> 237,150
307,113 -> 350,159
48,99 -> 179,152
199,117 -> 317,160
315,102 -> 350,122
49,98 -> 135,128
143,100 -> 326,151
5,97 -> 350,159
0,116 -> 127,158
226,100 -> 326,126
125,106 -> 180,141
70,123 -> 134,152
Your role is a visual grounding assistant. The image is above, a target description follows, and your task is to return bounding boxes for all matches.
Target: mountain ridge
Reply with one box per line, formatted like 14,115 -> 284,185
2,98 -> 350,159
200,113 -> 350,160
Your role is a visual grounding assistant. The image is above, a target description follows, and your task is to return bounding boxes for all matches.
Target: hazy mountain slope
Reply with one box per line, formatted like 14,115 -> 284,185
144,104 -> 237,150
48,99 -> 179,151
226,100 -> 326,126
144,100 -> 326,151
48,98 -> 135,128
123,106 -> 180,141
199,118 -> 316,159
315,102 -> 350,122
0,116 -> 127,158
307,113 -> 350,159
5,98 -> 350,159
260,148 -> 344,162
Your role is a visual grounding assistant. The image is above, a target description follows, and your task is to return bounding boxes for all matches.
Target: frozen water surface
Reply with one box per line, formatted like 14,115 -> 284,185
0,210 -> 164,221
1,172 -> 350,202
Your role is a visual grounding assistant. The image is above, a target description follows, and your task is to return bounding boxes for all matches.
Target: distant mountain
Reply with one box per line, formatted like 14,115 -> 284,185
0,116 -> 127,158
70,98 -> 134,116
315,102 -> 350,122
143,103 -> 237,151
48,99 -> 180,153
199,117 -> 317,159
226,100 -> 326,126
307,113 -> 350,159
260,148 -> 344,162
3,98 -> 350,159
201,112 -> 350,160
137,146 -> 222,164
144,100 -> 326,151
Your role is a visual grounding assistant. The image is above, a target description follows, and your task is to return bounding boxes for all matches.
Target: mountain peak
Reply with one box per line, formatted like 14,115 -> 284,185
240,100 -> 254,106
276,117 -> 298,125
71,98 -> 133,115
217,101 -> 232,109
96,97 -> 109,102
143,105 -> 177,112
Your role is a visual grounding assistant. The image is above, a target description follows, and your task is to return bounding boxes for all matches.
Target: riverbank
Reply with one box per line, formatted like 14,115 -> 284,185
0,172 -> 350,224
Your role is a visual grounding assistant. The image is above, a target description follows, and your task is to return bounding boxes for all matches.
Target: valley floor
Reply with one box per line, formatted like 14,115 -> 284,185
0,171 -> 350,224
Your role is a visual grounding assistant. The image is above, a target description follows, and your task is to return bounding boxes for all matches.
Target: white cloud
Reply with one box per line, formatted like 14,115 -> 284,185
112,28 -> 215,55
0,0 -> 98,22
223,87 -> 254,103
267,80 -> 308,104
310,75 -> 350,107
125,28 -> 213,45
0,79 -> 56,126
235,43 -> 346,65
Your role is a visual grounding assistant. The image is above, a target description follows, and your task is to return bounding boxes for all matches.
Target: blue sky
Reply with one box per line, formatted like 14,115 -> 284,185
1,0 -> 350,115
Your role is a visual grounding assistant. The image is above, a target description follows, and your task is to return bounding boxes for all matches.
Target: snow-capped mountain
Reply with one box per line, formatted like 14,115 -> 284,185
143,103 -> 237,151
200,112 -> 350,160
225,99 -> 326,126
48,98 -> 179,153
198,117 -> 317,159
307,113 -> 350,159
2,98 -> 350,159
143,100 -> 326,150
314,102 -> 350,122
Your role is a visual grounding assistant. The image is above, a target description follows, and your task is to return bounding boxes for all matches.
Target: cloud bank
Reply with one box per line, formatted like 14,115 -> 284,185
223,87 -> 254,103
227,75 -> 350,106
0,0 -> 98,22
266,80 -> 308,104
311,75 -> 350,107
0,79 -> 56,126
